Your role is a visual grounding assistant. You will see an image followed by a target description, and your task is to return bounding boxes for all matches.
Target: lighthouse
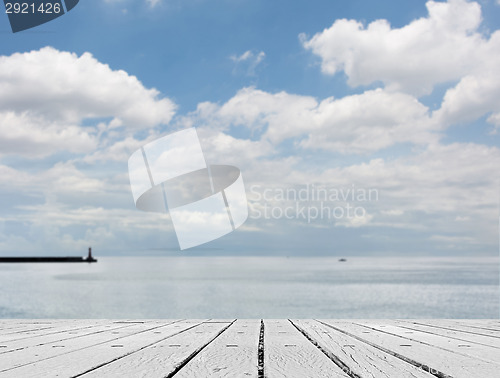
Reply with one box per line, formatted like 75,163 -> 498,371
85,247 -> 97,263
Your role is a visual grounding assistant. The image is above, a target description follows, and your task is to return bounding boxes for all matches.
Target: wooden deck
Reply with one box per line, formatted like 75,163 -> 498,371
0,319 -> 499,377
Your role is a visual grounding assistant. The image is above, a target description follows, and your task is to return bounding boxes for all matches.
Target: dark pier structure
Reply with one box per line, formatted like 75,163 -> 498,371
0,247 -> 97,263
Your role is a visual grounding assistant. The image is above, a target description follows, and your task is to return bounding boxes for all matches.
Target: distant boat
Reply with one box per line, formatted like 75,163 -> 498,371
0,247 -> 97,263
338,258 -> 347,262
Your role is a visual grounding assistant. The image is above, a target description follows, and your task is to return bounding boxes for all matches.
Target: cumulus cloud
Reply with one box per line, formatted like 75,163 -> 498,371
432,31 -> 500,128
2,0 -> 499,255
0,47 -> 176,158
172,84 -> 499,249
302,0 -> 500,139
0,47 -> 176,129
199,87 -> 435,154
298,90 -> 435,153
0,111 -> 96,158
302,0 -> 484,96
0,47 -> 179,253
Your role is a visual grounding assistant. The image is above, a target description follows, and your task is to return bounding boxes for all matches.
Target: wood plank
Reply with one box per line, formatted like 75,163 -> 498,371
292,320 -> 436,378
355,321 -> 500,364
377,320 -> 500,349
0,320 -> 110,343
0,320 -> 78,328
0,321 -> 63,332
405,320 -> 500,339
0,322 -> 139,355
439,320 -> 500,332
78,320 -> 234,377
0,325 -> 63,341
319,320 -> 500,378
264,320 -> 349,378
173,319 -> 260,378
2,320 -> 500,377
0,320 -> 188,374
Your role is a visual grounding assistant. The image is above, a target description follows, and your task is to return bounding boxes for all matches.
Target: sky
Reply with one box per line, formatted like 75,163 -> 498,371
1,0 -> 500,256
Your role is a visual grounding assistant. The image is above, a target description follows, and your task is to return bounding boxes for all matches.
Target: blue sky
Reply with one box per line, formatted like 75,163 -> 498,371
1,0 -> 500,256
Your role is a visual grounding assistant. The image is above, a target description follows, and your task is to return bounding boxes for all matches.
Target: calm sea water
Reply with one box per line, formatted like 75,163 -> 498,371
0,257 -> 498,319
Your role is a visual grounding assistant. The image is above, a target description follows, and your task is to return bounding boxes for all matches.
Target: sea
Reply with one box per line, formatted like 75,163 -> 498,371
0,256 -> 498,319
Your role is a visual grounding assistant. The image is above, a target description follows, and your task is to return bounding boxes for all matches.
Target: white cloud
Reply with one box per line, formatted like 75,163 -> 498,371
302,0 -> 500,140
238,140 -> 500,246
302,0 -> 484,96
0,47 -> 180,253
0,111 -> 96,158
1,200 -> 173,254
0,47 -> 176,158
0,162 -> 113,200
2,0 -> 499,255
297,89 -> 435,153
230,50 -> 266,76
432,31 -> 500,127
313,142 -> 500,239
0,47 -> 176,129
168,85 -> 499,248
214,87 -> 435,154
231,50 -> 266,64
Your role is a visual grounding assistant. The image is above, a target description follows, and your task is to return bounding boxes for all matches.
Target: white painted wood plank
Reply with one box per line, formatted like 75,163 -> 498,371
378,320 -> 500,349
442,320 -> 500,332
320,320 -> 500,378
174,319 -> 260,378
264,320 -> 349,378
0,321 -> 58,332
79,321 -> 234,378
0,320 -> 79,329
407,320 -> 500,339
355,321 -> 500,364
0,325 -> 61,341
0,324 -> 45,333
423,319 -> 500,333
0,320 -> 110,343
0,320 -> 187,374
204,319 -> 237,323
0,322 -> 139,355
292,320 -> 436,378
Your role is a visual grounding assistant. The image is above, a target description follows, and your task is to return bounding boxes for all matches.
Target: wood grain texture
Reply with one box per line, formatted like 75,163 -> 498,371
443,320 -> 500,332
174,319 -> 260,378
384,320 -> 500,349
79,320 -> 233,378
0,322 -> 138,355
0,320 -> 197,377
1,320 -> 499,377
0,320 -> 116,343
292,320 -> 436,378
319,320 -> 500,378
408,320 -> 500,339
264,320 -> 349,378
355,321 -> 500,363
